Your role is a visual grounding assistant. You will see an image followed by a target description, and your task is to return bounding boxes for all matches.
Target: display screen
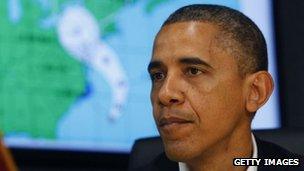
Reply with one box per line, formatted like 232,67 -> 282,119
0,0 -> 280,152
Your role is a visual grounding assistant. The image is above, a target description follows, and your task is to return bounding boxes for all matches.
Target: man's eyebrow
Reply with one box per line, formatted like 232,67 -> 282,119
179,57 -> 213,69
147,60 -> 163,72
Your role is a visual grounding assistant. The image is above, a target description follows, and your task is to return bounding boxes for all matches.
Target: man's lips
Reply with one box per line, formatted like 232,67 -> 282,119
158,116 -> 193,127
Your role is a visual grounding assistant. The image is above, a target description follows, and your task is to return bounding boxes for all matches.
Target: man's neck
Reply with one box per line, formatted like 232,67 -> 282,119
185,124 -> 253,171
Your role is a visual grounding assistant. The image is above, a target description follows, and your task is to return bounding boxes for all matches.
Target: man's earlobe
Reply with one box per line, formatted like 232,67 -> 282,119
245,71 -> 274,113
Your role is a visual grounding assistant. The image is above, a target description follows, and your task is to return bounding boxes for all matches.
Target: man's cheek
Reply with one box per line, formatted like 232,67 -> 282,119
152,106 -> 160,121
191,94 -> 212,114
150,90 -> 157,101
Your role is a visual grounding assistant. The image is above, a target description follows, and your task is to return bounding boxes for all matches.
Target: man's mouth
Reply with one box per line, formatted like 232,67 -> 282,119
158,116 -> 193,127
157,115 -> 194,139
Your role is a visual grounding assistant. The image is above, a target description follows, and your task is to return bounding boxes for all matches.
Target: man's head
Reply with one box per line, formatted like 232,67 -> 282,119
148,4 -> 274,164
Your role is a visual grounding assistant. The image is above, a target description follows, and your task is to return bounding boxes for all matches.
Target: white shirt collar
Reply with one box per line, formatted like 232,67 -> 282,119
178,133 -> 258,171
247,133 -> 258,171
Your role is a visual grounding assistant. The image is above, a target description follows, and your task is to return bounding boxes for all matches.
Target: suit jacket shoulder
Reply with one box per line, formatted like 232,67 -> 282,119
133,152 -> 178,171
255,137 -> 304,171
255,137 -> 302,158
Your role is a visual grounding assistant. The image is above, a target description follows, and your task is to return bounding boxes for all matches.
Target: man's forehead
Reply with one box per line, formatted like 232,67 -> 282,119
152,22 -> 220,63
155,21 -> 219,41
153,22 -> 221,57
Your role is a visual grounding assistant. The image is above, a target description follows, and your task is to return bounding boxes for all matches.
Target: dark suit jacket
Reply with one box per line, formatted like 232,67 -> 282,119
131,137 -> 304,171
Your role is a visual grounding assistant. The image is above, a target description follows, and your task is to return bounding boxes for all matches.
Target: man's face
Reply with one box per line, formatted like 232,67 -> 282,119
149,22 -> 250,161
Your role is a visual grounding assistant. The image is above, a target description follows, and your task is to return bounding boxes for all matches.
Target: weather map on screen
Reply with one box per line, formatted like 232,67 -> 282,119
0,0 -> 279,152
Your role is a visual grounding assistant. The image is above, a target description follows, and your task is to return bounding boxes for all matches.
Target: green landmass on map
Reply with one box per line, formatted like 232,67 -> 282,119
0,1 -> 85,139
0,0 -> 173,140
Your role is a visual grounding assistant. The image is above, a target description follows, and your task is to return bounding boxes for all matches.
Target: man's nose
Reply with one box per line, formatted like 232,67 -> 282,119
158,74 -> 184,106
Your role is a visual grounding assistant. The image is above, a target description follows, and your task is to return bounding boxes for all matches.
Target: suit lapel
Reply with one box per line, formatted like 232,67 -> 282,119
154,153 -> 179,171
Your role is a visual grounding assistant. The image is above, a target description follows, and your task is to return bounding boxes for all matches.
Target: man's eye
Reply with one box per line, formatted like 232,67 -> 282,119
151,72 -> 165,81
187,67 -> 202,76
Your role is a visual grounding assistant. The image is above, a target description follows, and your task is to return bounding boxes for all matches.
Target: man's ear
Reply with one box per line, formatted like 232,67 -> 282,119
245,71 -> 274,113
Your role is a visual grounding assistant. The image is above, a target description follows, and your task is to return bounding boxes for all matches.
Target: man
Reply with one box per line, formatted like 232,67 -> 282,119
138,4 -> 303,171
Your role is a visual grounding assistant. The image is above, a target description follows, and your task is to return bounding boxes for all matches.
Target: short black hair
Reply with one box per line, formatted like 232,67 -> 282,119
161,4 -> 268,75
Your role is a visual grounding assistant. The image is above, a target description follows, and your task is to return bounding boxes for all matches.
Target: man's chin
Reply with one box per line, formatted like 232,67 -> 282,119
163,139 -> 194,162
